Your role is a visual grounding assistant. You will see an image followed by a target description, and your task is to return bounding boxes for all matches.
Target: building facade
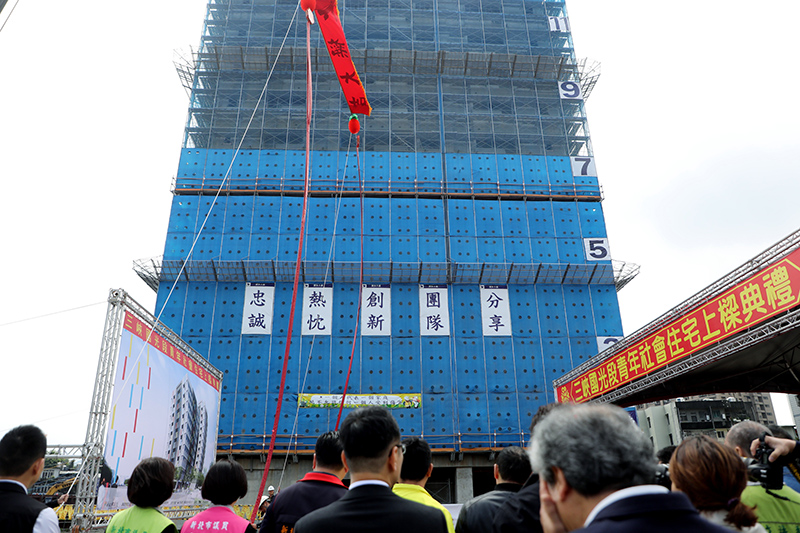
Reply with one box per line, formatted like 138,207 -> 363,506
166,376 -> 208,487
144,0 -> 626,500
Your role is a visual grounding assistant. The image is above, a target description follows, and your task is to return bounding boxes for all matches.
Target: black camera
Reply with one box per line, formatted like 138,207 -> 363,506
747,434 -> 783,491
653,463 -> 671,490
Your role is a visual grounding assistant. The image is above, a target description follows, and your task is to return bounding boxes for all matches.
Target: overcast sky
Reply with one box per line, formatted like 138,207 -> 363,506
0,0 -> 798,445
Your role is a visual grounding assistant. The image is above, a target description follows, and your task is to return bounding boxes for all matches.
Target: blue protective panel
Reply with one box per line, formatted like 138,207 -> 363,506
552,202 -> 580,237
361,338 -> 391,392
536,286 -> 567,337
239,338 -> 269,392
501,201 -> 528,236
253,197 -> 282,234
423,393 -> 456,448
192,234 -> 222,260
196,198 -> 224,233
168,196 -> 199,233
226,197 -> 254,233
330,339 -> 360,393
305,235 -> 333,261
332,198 -> 360,235
484,337 -> 516,393
334,235 -> 361,261
221,234 -> 249,259
510,286 -> 540,337
417,199 -> 446,235
570,336 -> 598,365
163,233 -> 192,261
363,237 -> 390,262
546,156 -> 572,185
527,202 -> 555,237
277,234 -> 301,260
488,393 -> 523,444
418,237 -> 446,262
300,337 -> 332,394
513,338 -> 546,392
280,197 -> 304,234
449,236 -> 478,262
477,237 -> 504,262
471,154 -> 498,187
416,153 -> 443,191
474,199 -> 503,236
446,154 -> 473,194
458,393 -> 490,447
504,237 -> 532,262
563,285 -> 596,336
391,152 -> 415,189
521,156 -> 549,189
391,236 -> 418,262
391,337 -> 421,392
218,392 -> 235,436
556,237 -> 584,263
395,404 -> 423,437
541,336 -> 574,379
447,199 -> 477,236
420,338 -> 452,393
364,198 -> 391,235
454,337 -> 486,393
391,198 -> 418,235
392,285 -> 418,336
579,202 -> 606,237
307,198 -> 337,234
590,286 -> 624,336
270,284 -> 303,338
451,285 -> 482,337
250,235 -> 278,260
496,154 -> 524,193
332,284 -> 360,337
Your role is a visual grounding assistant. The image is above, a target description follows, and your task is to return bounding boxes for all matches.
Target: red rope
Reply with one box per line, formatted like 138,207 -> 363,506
335,134 -> 363,429
249,15 -> 314,524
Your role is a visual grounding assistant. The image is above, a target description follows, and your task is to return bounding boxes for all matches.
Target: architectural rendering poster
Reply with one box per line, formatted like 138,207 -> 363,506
98,312 -> 221,510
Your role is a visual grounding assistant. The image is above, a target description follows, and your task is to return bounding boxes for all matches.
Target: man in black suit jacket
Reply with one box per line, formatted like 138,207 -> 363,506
530,404 -> 729,533
294,407 -> 448,533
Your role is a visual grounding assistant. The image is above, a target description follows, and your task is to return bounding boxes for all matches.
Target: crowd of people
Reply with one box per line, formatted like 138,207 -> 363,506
3,403 -> 800,533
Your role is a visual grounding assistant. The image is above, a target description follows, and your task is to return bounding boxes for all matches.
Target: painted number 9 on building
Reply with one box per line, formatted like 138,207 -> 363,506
558,81 -> 583,100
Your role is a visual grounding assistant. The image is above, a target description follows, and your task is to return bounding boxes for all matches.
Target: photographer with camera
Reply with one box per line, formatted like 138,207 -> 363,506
726,421 -> 800,529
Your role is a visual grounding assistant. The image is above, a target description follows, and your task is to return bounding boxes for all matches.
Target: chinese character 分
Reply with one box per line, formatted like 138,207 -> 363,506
486,292 -> 503,308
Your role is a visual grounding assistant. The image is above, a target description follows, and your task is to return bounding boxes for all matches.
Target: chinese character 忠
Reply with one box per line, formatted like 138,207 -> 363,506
250,290 -> 266,306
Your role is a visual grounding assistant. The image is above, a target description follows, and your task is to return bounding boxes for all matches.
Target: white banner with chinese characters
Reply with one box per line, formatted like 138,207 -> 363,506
419,284 -> 450,336
361,284 -> 391,336
480,285 -> 512,336
299,393 -> 421,409
302,284 -> 333,336
242,283 -> 275,335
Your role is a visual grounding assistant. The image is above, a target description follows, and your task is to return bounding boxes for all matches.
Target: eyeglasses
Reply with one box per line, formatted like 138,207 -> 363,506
390,443 -> 406,457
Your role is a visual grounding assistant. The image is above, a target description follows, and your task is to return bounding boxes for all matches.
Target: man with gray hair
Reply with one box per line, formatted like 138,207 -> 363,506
529,403 -> 727,532
725,420 -> 800,529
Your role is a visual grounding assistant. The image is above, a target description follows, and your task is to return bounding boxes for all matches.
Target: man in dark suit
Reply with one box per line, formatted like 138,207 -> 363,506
0,425 -> 59,533
530,404 -> 728,533
260,431 -> 348,533
294,406 -> 448,533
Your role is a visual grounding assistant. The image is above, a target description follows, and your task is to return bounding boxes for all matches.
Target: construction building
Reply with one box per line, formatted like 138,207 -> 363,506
137,0 -> 634,501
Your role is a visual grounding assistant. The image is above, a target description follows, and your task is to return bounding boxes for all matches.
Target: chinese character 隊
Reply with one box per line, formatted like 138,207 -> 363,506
308,291 -> 327,308
366,291 -> 384,308
250,290 -> 266,306
248,313 -> 266,329
426,315 -> 444,331
426,292 -> 441,308
486,292 -> 503,308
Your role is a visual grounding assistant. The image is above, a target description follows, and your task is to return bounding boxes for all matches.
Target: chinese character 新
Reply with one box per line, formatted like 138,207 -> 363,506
366,314 -> 384,330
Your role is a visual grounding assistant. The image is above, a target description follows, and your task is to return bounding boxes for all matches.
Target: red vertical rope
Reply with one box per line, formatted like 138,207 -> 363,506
249,15 -> 314,524
335,134 -> 363,429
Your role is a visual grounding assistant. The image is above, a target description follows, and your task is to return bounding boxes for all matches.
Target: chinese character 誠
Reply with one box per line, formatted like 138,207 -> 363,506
248,313 -> 266,329
308,291 -> 327,307
250,290 -> 266,306
489,315 -> 504,331
306,314 -> 326,331
426,292 -> 441,308
366,291 -> 384,308
486,292 -> 503,308
366,314 -> 384,330
426,315 -> 444,331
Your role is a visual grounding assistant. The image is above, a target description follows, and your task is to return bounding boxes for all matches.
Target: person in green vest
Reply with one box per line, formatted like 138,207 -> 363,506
106,457 -> 177,533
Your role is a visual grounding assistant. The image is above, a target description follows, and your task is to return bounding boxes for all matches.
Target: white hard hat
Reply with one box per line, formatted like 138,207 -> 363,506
268,485 -> 275,491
